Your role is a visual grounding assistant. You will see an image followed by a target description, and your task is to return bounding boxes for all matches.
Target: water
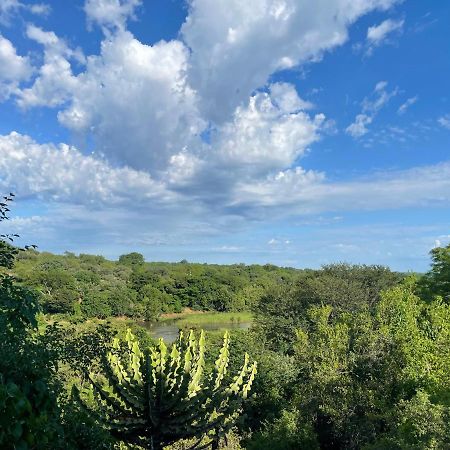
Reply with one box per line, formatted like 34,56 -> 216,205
137,319 -> 252,344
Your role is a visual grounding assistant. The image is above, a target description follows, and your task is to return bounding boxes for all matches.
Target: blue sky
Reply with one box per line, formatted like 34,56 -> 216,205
0,0 -> 449,271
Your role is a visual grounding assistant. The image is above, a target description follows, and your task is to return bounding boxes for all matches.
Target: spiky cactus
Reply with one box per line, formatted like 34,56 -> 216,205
73,329 -> 257,449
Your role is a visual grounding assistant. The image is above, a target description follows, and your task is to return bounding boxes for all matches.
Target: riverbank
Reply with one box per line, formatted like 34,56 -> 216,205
159,309 -> 253,326
43,310 -> 254,342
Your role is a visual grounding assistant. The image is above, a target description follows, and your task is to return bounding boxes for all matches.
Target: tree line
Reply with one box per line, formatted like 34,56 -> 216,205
14,249 -> 299,320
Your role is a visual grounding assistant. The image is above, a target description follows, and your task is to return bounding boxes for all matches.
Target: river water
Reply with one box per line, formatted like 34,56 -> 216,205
137,319 -> 252,344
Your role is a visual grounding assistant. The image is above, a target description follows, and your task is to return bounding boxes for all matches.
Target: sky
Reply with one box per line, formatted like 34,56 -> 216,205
0,0 -> 449,271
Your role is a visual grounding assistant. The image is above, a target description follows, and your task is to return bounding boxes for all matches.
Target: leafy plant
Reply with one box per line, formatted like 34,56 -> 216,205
0,194 -> 61,449
73,329 -> 257,449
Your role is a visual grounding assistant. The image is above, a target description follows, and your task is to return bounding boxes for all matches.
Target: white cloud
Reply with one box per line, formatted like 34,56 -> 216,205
366,18 -> 404,54
0,0 -> 21,24
362,80 -> 398,113
29,3 -> 51,16
397,96 -> 418,115
182,0 -> 401,122
0,131 -> 171,205
17,25 -> 84,108
270,82 -> 314,112
5,0 -> 445,233
268,238 -> 291,245
346,81 -> 398,138
346,114 -> 372,138
18,28 -> 204,173
367,18 -> 404,43
438,114 -> 450,130
84,0 -> 142,32
12,1 -> 404,178
1,131 -> 450,254
231,162 -> 450,217
212,85 -> 323,172
159,84 -> 325,205
0,34 -> 33,99
57,31 -> 204,173
232,166 -> 326,213
212,245 -> 242,252
0,1 -> 51,24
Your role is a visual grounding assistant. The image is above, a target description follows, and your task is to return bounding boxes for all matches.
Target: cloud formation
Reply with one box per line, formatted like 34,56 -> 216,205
0,34 -> 32,99
397,96 -> 418,115
0,0 -> 50,25
0,0 -> 447,270
346,81 -> 398,138
84,0 -> 142,32
0,131 -> 171,205
182,0 -> 400,121
1,131 -> 449,221
366,17 -> 404,54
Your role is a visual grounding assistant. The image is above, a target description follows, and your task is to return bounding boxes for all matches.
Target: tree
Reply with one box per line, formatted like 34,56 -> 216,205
277,281 -> 450,449
419,243 -> 450,303
255,264 -> 402,353
119,252 -> 145,267
73,329 -> 257,449
0,194 -> 61,448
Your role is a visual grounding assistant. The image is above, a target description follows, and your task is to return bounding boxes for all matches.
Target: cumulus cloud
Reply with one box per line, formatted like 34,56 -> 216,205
212,85 -> 323,172
17,27 -> 204,173
12,0 -> 404,176
1,131 -> 450,238
0,34 -> 33,99
397,96 -> 418,115
4,0 -> 444,236
57,31 -> 204,173
160,84 -> 325,207
182,0 -> 401,122
346,81 -> 398,138
0,131 -> 171,205
84,0 -> 142,32
16,25 -> 84,108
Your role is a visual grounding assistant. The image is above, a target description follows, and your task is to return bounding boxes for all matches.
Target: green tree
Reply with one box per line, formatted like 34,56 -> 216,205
119,252 -> 145,267
255,264 -> 402,353
419,243 -> 450,303
0,195 -> 61,448
285,281 -> 450,449
73,329 -> 257,449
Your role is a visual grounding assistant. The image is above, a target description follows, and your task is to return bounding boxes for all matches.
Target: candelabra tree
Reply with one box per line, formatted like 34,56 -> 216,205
73,328 -> 257,449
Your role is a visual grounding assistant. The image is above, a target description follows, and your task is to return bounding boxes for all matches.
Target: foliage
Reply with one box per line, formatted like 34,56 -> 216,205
13,250 -> 300,319
250,280 -> 450,449
0,195 -> 62,449
419,243 -> 450,303
119,252 -> 145,268
73,329 -> 257,449
4,192 -> 450,449
254,263 -> 402,353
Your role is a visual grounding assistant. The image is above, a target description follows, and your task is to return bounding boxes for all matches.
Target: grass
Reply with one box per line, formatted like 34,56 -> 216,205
43,311 -> 254,334
163,311 -> 253,327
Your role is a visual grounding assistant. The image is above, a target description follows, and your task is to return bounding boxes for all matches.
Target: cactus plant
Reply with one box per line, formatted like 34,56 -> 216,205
73,329 -> 257,449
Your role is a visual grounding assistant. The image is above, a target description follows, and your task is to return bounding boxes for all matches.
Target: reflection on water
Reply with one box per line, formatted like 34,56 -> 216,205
137,319 -> 251,344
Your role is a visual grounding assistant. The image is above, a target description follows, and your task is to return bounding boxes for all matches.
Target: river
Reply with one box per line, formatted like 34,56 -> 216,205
137,319 -> 252,344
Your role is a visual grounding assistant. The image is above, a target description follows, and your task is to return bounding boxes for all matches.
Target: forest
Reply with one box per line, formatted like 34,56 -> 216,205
1,196 -> 450,449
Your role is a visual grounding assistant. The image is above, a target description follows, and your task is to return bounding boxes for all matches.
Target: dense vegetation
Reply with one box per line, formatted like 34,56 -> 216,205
14,250 -> 299,320
1,196 -> 450,449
